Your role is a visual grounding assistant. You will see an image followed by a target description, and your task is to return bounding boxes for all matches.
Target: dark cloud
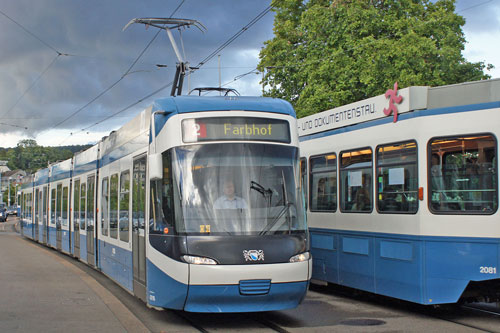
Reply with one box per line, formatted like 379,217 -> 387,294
1,0 -> 496,146
0,0 -> 275,144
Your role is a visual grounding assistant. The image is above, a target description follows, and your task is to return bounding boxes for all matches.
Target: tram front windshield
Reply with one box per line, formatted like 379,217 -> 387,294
150,143 -> 306,236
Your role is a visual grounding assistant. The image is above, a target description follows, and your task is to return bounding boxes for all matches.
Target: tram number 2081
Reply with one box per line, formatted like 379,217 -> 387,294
479,266 -> 497,274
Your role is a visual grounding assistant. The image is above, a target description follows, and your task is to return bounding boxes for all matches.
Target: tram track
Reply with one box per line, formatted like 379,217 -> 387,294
425,303 -> 500,333
19,236 -> 292,332
173,311 -> 292,333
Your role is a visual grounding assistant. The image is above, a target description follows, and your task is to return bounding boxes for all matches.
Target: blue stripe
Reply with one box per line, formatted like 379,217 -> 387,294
309,227 -> 500,304
152,96 -> 297,139
50,171 -> 72,182
73,160 -> 98,176
100,135 -> 148,167
35,168 -> 50,186
300,101 -> 500,142
185,281 -> 308,312
99,240 -> 133,292
310,227 -> 500,243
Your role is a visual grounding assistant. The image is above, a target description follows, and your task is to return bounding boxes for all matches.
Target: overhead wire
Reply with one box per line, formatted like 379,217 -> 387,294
0,9 -> 60,54
56,4 -> 273,145
0,8 -> 71,129
85,5 -> 273,130
0,54 -> 61,121
194,5 -> 272,68
51,0 -> 185,144
53,0 -> 186,145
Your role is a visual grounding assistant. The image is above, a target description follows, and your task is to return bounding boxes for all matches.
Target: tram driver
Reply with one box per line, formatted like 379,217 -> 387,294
214,179 -> 248,233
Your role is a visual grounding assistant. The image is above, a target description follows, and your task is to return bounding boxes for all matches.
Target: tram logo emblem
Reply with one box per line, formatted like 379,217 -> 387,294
383,82 -> 403,123
243,250 -> 265,261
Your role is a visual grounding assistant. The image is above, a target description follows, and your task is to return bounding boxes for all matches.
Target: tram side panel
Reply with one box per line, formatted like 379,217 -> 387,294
98,155 -> 135,293
302,102 -> 500,304
97,113 -> 148,295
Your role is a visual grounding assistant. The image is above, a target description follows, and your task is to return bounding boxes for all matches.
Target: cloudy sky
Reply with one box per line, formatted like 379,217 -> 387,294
0,0 -> 498,148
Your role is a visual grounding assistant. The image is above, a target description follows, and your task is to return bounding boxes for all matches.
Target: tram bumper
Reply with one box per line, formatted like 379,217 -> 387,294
184,260 -> 311,312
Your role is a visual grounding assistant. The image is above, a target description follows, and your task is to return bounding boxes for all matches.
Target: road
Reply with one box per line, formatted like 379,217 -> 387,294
1,217 -> 497,332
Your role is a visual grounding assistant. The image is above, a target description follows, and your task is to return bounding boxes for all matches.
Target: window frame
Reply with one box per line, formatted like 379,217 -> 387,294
101,177 -> 109,236
375,140 -> 419,215
339,147 -> 373,213
109,173 -> 119,239
308,152 -> 337,213
119,170 -> 130,243
427,132 -> 498,215
300,157 -> 308,211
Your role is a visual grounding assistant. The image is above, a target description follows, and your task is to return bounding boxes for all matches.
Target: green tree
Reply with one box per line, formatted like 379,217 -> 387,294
5,139 -> 75,173
259,0 -> 493,118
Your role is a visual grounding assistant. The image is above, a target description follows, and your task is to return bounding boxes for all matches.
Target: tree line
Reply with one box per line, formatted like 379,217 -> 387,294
0,139 -> 92,174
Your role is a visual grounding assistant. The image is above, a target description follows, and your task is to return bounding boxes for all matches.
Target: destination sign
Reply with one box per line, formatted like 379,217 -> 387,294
182,117 -> 291,143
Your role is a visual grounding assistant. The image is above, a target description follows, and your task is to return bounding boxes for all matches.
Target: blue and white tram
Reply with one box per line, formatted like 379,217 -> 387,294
299,79 -> 500,305
20,95 -> 311,313
20,175 -> 34,238
145,97 -> 310,312
33,167 -> 50,243
47,159 -> 72,253
72,144 -> 99,265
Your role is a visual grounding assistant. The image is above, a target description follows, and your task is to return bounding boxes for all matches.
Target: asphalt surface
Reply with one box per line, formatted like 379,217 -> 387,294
0,218 -> 147,333
1,217 -> 494,332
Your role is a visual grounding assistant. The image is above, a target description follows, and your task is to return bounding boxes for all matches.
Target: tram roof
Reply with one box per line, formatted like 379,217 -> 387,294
151,96 -> 296,117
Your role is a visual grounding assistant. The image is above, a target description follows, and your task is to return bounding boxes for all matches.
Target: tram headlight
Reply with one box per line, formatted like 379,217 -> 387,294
182,255 -> 218,265
289,252 -> 310,263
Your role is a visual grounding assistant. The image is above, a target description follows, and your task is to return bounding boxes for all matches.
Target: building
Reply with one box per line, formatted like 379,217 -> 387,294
1,170 -> 26,192
0,161 -> 10,173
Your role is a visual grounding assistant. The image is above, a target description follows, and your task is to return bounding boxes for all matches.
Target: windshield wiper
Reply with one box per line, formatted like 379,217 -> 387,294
259,171 -> 294,235
259,203 -> 291,235
250,181 -> 273,206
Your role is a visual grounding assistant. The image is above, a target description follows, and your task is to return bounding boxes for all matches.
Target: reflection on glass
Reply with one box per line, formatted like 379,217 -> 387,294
340,148 -> 373,212
310,154 -> 337,212
377,141 -> 418,213
150,143 -> 306,236
429,135 -> 497,213
109,174 -> 118,239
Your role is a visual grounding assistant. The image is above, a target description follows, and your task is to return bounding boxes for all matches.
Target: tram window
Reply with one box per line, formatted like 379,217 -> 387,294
43,187 -> 48,225
300,158 -> 308,210
87,176 -> 95,233
101,177 -> 109,236
429,134 -> 497,214
73,179 -> 80,232
309,154 -> 336,212
35,189 -> 40,225
50,189 -> 56,225
62,187 -> 68,226
376,141 -> 418,213
56,184 -> 62,227
119,171 -> 130,242
133,157 -> 146,232
109,174 -> 119,239
340,148 -> 373,212
80,183 -> 86,230
150,150 -> 176,235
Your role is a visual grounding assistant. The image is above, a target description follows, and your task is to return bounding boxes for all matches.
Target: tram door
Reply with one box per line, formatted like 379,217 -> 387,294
132,156 -> 147,301
42,186 -> 48,244
87,175 -> 96,266
73,179 -> 80,258
56,184 -> 62,250
34,189 -> 40,241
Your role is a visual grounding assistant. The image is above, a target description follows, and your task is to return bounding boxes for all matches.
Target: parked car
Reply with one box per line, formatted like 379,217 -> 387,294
7,206 -> 18,216
0,208 -> 7,222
